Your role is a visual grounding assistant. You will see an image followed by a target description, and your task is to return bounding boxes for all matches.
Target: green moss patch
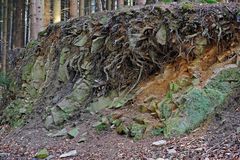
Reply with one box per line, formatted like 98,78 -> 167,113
164,67 -> 240,137
1,99 -> 33,128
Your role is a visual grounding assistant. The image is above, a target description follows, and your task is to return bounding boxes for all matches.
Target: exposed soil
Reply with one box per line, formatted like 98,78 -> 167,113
0,89 -> 239,160
0,3 -> 240,160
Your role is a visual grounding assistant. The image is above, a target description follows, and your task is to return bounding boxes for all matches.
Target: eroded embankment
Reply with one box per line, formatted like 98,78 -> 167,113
1,3 -> 240,139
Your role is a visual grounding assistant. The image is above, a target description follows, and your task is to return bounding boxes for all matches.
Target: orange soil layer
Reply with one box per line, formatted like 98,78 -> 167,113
135,45 -> 239,104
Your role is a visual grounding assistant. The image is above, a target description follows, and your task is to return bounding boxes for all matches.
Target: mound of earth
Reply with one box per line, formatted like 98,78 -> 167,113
0,3 -> 240,159
0,88 -> 239,159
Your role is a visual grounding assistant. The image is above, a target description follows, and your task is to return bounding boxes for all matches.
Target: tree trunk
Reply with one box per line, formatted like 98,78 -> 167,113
101,0 -> 106,10
14,0 -> 25,48
107,0 -> 112,10
0,0 -> 3,56
111,0 -> 115,10
79,0 -> 85,16
69,0 -> 78,18
96,0 -> 103,12
30,0 -> 43,40
128,0 -> 134,6
26,0 -> 30,45
62,0 -> 69,21
44,0 -> 51,28
2,0 -> 8,75
90,0 -> 95,13
7,0 -> 13,49
53,0 -> 61,23
117,0 -> 124,8
136,0 -> 146,5
146,0 -> 155,4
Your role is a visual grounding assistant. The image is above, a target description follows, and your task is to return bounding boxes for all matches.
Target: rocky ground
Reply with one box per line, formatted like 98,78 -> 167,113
0,3 -> 240,160
0,90 -> 239,160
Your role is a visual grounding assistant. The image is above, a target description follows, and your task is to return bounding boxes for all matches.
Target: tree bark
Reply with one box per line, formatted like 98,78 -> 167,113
0,0 -> 3,56
117,0 -> 124,9
69,0 -> 78,18
26,0 -> 30,45
146,0 -> 155,4
130,0 -> 134,6
96,0 -> 103,12
136,0 -> 146,5
101,0 -> 106,10
7,0 -> 13,49
44,0 -> 51,28
53,0 -> 61,23
111,0 -> 115,10
14,0 -> 25,48
79,0 -> 85,16
107,0 -> 112,10
2,0 -> 8,75
30,0 -> 43,40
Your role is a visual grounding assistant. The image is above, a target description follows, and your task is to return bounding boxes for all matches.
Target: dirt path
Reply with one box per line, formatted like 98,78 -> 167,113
0,90 -> 239,160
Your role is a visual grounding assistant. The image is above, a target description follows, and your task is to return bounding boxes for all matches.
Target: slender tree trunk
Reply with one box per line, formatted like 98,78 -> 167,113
26,0 -> 30,44
62,0 -> 68,21
53,0 -> 61,23
86,0 -> 90,15
101,0 -> 106,10
2,0 -> 8,75
96,0 -> 103,12
30,0 -> 43,40
14,0 -> 25,48
107,0 -> 112,10
90,0 -> 95,13
146,0 -> 155,4
117,0 -> 124,9
111,0 -> 115,10
79,0 -> 85,16
7,0 -> 13,49
21,0 -> 25,46
136,0 -> 146,5
0,0 -> 3,56
69,0 -> 78,18
128,0 -> 134,6
44,0 -> 51,28
12,0 -> 16,47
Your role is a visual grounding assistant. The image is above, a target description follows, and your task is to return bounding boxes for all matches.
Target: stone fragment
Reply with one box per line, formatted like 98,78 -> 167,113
60,150 -> 77,158
51,107 -> 67,126
156,25 -> 167,45
167,148 -> 177,154
152,140 -> 167,146
68,128 -> 79,138
35,148 -> 49,159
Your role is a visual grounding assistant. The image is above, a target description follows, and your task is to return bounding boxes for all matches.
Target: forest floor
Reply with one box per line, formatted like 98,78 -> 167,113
0,90 -> 239,160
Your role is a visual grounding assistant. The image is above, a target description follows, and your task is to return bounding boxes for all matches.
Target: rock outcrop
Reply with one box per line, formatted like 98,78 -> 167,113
1,3 -> 240,138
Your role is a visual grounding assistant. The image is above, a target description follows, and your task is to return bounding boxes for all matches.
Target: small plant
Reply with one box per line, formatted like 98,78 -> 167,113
200,0 -> 217,3
1,99 -> 33,127
163,0 -> 173,3
165,82 -> 180,100
0,72 -> 11,88
93,116 -> 110,132
181,2 -> 194,11
151,127 -> 164,136
26,40 -> 39,49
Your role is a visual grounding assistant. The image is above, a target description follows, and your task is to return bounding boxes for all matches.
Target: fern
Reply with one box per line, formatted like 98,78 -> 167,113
0,72 -> 11,88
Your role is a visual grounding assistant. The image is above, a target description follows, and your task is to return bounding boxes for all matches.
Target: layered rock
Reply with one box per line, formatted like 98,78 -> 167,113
1,3 -> 240,138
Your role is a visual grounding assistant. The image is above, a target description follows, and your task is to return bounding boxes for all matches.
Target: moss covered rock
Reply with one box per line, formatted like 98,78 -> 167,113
2,99 -> 33,127
164,67 -> 240,137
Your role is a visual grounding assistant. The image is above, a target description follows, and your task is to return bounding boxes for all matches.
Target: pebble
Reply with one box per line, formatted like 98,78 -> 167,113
0,153 -> 10,158
152,140 -> 167,146
167,148 -> 177,154
60,150 -> 77,158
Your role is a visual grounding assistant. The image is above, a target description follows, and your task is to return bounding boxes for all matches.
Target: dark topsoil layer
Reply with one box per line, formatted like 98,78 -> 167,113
0,89 -> 239,160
